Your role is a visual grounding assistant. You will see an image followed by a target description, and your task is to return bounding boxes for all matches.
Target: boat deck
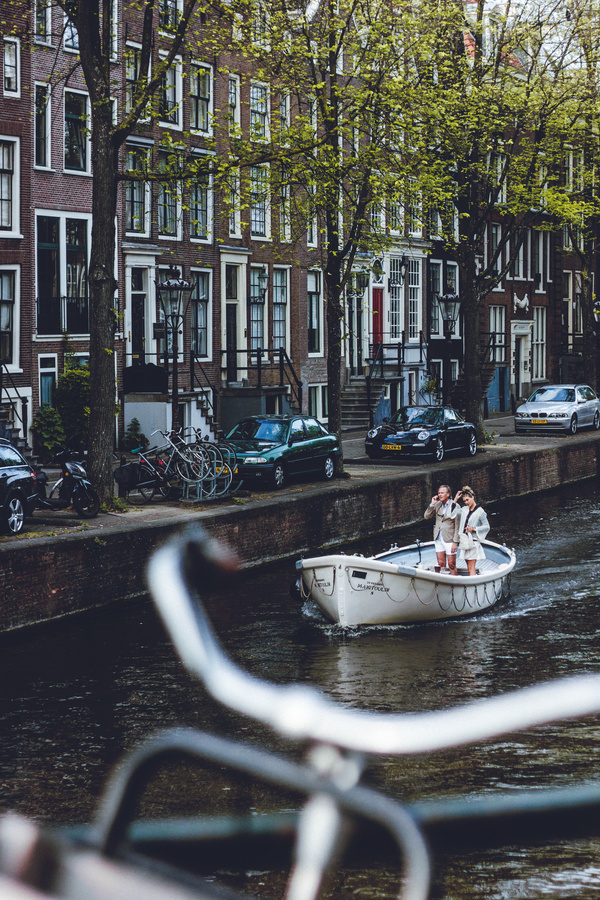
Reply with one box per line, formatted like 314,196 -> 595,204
375,541 -> 511,575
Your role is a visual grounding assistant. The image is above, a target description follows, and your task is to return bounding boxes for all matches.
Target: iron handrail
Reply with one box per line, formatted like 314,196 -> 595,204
0,362 -> 27,430
220,347 -> 303,410
189,351 -> 217,422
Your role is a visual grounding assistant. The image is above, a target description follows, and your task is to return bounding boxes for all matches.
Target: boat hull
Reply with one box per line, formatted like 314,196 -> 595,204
299,540 -> 516,627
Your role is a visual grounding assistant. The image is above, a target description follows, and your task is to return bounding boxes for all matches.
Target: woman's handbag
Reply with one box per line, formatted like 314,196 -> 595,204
459,531 -> 474,552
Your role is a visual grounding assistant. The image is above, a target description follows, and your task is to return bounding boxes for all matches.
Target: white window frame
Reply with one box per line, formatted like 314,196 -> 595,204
0,265 -> 20,371
125,42 -> 151,120
429,259 -> 442,336
159,53 -> 183,129
0,136 -> 21,238
390,256 -> 406,340
158,0 -> 183,35
157,152 -> 182,240
407,258 -> 421,342
190,62 -> 213,135
191,267 -> 212,361
228,168 -> 242,238
249,265 -> 267,353
38,353 -> 58,405
35,0 -> 51,45
3,38 -> 20,98
307,269 -> 323,357
250,81 -> 270,142
272,266 -> 289,353
532,306 -> 546,381
35,210 -> 92,339
189,165 -> 213,244
308,384 -> 329,423
489,304 -> 507,363
64,89 -> 91,175
251,0 -> 270,48
228,74 -> 241,134
124,145 -> 151,237
64,11 -> 79,52
250,163 -> 270,239
34,83 -> 52,170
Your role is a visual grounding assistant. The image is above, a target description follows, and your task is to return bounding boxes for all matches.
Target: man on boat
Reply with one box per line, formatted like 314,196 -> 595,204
424,484 -> 460,575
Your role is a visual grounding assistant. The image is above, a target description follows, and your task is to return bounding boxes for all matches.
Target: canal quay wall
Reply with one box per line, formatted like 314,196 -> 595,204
1,432 -> 599,634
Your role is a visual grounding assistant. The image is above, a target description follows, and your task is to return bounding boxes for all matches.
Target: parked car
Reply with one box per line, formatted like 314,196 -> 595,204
0,439 -> 38,535
226,414 -> 341,489
365,406 -> 477,462
514,384 -> 600,434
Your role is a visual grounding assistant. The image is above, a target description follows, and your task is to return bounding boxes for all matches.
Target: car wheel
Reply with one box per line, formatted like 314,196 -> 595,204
323,455 -> 335,481
271,462 -> 286,489
434,438 -> 445,462
594,411 -> 600,431
569,415 -> 578,435
4,494 -> 25,535
467,431 -> 477,457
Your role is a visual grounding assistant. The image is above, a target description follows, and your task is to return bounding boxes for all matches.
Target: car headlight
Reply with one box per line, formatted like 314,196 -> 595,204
417,431 -> 429,441
515,412 -> 527,418
367,427 -> 381,438
245,457 -> 268,464
548,412 -> 566,418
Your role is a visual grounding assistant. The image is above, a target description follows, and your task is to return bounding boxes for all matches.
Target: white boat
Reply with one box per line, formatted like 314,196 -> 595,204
298,539 -> 516,627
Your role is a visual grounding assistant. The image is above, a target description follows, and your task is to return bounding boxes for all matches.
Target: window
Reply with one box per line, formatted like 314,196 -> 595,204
228,169 -> 241,237
429,261 -> 441,336
250,165 -> 269,237
64,13 -> 79,50
250,83 -> 269,140
159,0 -> 180,32
190,65 -> 211,133
0,270 -> 16,365
35,84 -> 50,168
390,256 -> 405,339
36,214 -> 90,335
125,45 -> 150,117
407,259 -> 421,340
191,271 -> 210,359
160,57 -> 182,127
0,139 -> 19,234
566,149 -> 584,193
3,39 -> 19,97
488,153 -> 507,204
190,173 -> 211,241
64,91 -> 89,172
125,147 -> 150,234
389,201 -> 402,233
575,272 -> 583,333
272,268 -> 288,350
406,184 -> 421,236
158,154 -> 180,238
249,267 -> 266,351
251,1 -> 269,46
489,305 -> 506,363
39,355 -> 57,406
279,174 -> 290,241
532,230 -> 544,289
490,222 -> 502,277
532,306 -> 546,380
35,0 -> 51,43
228,75 -> 240,133
307,270 -> 321,354
511,229 -> 525,279
279,93 -> 290,140
308,385 -> 328,422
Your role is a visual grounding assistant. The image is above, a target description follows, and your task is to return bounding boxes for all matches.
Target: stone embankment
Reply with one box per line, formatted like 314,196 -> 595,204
1,431 -> 598,633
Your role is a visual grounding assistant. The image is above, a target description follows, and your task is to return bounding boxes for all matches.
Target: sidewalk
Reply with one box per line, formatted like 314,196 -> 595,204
4,415 -> 587,543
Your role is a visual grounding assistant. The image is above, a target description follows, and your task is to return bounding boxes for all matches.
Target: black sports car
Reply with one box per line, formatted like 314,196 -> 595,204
365,406 -> 477,462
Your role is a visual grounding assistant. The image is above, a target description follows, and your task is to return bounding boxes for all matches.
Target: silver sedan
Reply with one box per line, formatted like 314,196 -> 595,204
514,384 -> 600,434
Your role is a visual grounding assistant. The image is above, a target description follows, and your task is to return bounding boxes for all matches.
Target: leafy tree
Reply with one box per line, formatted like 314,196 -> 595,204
55,365 -> 91,449
31,406 -> 66,461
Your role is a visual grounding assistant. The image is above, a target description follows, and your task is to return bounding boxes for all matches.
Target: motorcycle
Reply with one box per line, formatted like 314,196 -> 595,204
36,448 -> 100,518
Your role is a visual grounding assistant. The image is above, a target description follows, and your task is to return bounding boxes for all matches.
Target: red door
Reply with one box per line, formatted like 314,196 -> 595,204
372,287 -> 383,349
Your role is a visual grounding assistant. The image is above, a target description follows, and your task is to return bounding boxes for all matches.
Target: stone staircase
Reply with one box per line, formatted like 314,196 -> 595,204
0,407 -> 35,462
451,358 -> 497,412
341,376 -> 386,430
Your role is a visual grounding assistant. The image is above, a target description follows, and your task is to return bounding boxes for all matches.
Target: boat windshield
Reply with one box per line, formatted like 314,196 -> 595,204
391,407 -> 444,428
228,419 -> 289,442
529,387 -> 575,403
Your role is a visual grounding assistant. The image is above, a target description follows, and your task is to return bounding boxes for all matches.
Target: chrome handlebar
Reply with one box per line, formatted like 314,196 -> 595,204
147,527 -> 600,756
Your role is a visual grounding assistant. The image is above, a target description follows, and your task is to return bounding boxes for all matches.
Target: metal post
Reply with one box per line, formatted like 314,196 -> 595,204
443,323 -> 452,406
171,316 -> 180,432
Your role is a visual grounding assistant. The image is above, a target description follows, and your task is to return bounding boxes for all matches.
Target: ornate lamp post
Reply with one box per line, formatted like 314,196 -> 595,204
438,292 -> 461,406
156,267 -> 194,432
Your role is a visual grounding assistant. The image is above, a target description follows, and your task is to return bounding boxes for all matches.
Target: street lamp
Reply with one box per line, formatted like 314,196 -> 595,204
438,292 -> 461,406
156,266 -> 195,433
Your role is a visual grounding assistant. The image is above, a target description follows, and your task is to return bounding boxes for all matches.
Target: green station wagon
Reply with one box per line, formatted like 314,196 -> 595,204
226,414 -> 341,489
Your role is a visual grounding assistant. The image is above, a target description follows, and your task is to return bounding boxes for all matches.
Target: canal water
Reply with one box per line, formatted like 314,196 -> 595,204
2,479 -> 600,898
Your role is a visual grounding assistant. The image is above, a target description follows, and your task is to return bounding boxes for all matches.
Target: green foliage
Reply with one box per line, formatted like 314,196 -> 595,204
31,406 -> 66,462
55,365 -> 91,449
121,418 -> 148,451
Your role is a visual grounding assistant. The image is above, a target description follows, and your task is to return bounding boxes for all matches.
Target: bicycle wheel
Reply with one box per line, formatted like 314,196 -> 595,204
137,465 -> 156,502
213,462 -> 233,496
176,456 -> 206,483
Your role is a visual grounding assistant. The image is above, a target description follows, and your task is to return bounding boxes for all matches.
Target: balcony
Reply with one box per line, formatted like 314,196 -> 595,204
37,295 -> 90,336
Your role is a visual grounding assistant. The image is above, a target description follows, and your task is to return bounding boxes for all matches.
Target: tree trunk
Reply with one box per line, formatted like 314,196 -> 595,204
87,113 -> 119,502
460,253 -> 485,440
325,261 -> 345,472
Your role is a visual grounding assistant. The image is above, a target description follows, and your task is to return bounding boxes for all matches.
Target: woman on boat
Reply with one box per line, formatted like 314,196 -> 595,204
454,486 -> 490,576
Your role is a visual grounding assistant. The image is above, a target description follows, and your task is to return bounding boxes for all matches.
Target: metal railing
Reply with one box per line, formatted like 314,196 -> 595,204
189,351 -> 218,423
0,362 -> 28,434
36,295 -> 90,335
366,333 -> 427,427
220,347 -> 303,412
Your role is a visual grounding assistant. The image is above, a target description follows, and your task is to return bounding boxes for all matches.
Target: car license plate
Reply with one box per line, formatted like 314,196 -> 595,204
382,443 -> 401,450
531,418 -> 547,424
